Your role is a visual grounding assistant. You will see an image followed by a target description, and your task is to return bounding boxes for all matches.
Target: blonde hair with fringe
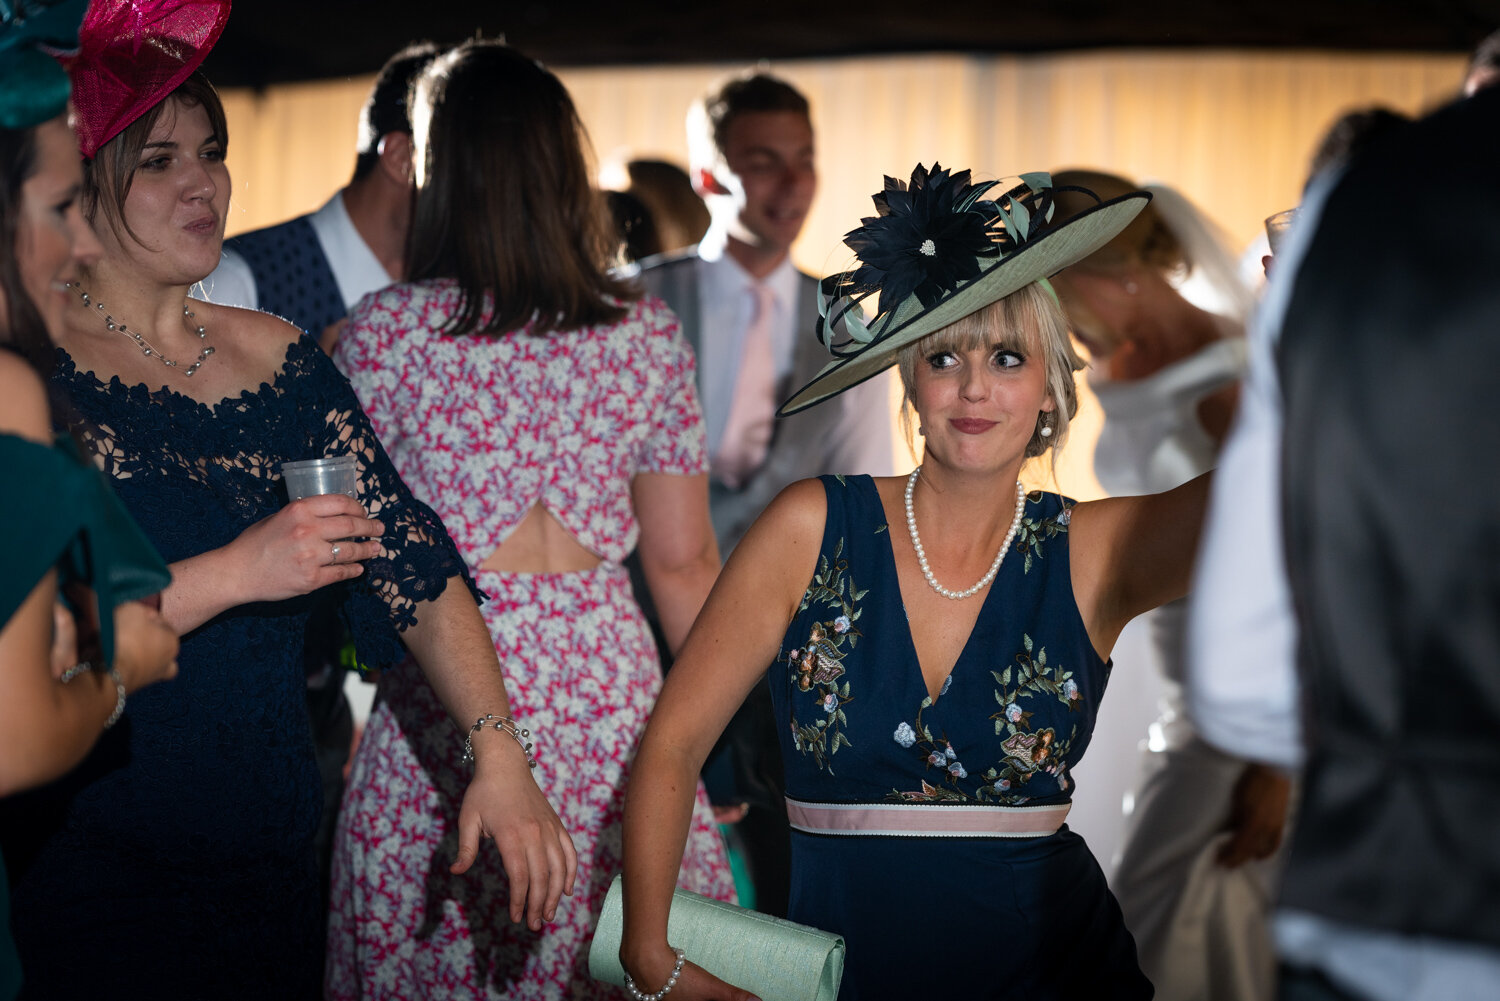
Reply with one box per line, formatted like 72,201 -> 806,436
895,281 -> 1083,468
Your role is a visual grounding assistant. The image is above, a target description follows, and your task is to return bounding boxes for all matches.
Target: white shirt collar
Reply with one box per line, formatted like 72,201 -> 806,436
307,192 -> 396,311
696,230 -> 800,327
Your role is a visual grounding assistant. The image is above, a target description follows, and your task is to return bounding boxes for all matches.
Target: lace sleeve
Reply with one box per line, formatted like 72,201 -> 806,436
299,346 -> 484,668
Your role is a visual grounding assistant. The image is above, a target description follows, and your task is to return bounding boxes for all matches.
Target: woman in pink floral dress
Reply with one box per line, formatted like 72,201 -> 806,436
325,41 -> 734,999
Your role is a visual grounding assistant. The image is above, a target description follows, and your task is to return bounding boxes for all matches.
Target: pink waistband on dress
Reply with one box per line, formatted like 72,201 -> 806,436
785,797 -> 1071,839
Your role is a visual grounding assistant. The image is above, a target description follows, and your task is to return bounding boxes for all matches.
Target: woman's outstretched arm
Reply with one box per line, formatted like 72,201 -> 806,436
619,478 -> 826,1001
1068,472 -> 1213,659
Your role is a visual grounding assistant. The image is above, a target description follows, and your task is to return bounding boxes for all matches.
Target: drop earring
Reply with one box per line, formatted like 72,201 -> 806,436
1039,413 -> 1054,438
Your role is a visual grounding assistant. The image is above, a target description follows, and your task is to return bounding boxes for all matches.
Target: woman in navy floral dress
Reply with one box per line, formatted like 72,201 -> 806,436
620,166 -> 1204,999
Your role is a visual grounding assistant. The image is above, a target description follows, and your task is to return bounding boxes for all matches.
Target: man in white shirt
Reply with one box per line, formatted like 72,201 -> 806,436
636,72 -> 894,559
1187,88 -> 1500,1001
634,72 -> 894,917
198,42 -> 439,345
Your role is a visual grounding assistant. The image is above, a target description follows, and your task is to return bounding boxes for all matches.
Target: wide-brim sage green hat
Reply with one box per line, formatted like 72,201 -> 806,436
777,164 -> 1150,417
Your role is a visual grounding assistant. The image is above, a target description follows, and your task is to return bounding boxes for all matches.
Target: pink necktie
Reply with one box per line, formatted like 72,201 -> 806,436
713,282 -> 777,489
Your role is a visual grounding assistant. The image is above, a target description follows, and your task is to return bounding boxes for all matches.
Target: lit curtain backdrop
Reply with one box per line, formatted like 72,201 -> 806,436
217,48 -> 1464,496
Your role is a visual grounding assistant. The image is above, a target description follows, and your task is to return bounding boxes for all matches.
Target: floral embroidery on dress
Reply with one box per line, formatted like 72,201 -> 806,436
889,633 -> 1080,804
887,677 -> 973,801
1014,491 -> 1071,573
785,537 -> 866,773
979,633 -> 1079,800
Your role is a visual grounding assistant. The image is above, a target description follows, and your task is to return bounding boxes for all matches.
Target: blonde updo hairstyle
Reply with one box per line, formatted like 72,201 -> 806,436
895,280 -> 1083,462
1049,169 -> 1187,355
1051,169 -> 1186,277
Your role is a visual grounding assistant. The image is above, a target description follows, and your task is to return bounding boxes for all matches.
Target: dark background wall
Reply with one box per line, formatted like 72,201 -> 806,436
203,1 -> 1500,87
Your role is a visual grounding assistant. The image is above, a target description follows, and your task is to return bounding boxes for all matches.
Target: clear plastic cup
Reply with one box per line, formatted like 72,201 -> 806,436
1264,208 -> 1299,256
281,455 -> 359,501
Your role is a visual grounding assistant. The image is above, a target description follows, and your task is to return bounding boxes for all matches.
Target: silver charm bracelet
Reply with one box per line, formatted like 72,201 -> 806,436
624,947 -> 686,1001
463,714 -> 537,768
58,661 -> 127,728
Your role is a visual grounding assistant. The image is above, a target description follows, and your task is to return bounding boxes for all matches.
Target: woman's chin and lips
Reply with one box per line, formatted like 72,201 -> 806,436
930,419 -> 1030,473
949,417 -> 999,436
172,211 -> 225,280
100,209 -> 225,289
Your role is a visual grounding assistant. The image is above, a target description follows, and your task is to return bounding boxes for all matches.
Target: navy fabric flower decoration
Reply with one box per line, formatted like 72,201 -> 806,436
842,164 -> 1002,314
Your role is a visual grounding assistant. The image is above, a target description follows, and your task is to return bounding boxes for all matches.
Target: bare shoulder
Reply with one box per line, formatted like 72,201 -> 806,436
1066,477 -> 1211,645
211,300 -> 305,352
0,353 -> 52,442
754,477 -> 830,542
725,478 -> 829,579
716,478 -> 830,629
1063,492 -> 1153,581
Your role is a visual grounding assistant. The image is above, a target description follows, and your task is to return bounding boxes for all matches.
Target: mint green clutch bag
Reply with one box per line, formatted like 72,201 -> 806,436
588,876 -> 845,1001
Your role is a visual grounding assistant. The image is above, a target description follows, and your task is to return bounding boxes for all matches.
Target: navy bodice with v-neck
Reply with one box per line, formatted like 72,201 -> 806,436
769,475 -> 1150,1000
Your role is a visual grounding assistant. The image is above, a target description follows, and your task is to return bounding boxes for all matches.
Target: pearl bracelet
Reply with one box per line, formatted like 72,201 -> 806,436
57,661 -> 127,728
58,660 -> 93,683
462,714 -> 536,768
103,666 -> 126,728
623,947 -> 686,1001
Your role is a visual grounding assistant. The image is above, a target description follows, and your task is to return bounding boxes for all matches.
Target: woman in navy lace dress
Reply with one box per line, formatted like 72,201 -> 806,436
620,167 -> 1204,999
0,7 -> 573,999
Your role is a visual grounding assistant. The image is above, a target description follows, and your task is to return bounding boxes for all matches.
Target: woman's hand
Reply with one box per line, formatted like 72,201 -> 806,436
160,494 -> 386,634
450,739 -> 578,931
226,494 -> 385,603
1217,762 -> 1292,868
52,587 -> 177,692
110,598 -> 179,692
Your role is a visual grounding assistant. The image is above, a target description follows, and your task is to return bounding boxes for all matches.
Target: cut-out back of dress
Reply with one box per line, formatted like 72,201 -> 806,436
335,281 -> 707,575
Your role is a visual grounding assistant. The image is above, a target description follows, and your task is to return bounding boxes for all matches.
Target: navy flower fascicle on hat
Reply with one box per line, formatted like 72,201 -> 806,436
845,164 -> 1005,312
777,163 -> 1150,417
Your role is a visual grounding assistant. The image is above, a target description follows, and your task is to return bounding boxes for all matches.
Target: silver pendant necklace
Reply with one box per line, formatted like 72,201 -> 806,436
905,466 -> 1026,600
66,283 -> 215,377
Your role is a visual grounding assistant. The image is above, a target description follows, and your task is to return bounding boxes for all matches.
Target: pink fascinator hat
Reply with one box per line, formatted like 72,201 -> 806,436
64,0 -> 230,158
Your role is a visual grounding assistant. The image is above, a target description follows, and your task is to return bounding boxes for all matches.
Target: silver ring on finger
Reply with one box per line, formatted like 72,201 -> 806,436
329,542 -> 342,566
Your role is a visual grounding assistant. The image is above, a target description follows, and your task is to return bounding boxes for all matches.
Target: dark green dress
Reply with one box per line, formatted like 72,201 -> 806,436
0,430 -> 171,1001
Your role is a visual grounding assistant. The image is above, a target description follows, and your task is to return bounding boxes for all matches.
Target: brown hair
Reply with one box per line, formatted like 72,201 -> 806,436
407,40 -> 632,336
896,282 -> 1083,462
625,158 -> 709,253
82,71 -> 227,247
688,72 -> 810,175
0,122 -> 52,373
353,41 -> 441,182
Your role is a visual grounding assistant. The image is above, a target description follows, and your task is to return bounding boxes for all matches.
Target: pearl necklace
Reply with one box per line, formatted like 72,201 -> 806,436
905,467 -> 1026,600
66,283 -> 215,377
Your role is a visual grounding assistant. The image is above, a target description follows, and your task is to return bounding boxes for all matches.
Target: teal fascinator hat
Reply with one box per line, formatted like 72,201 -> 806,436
0,0 -> 89,129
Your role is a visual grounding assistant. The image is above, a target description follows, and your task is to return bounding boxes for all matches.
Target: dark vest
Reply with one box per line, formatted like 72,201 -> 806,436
223,216 -> 345,337
1276,87 -> 1500,949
